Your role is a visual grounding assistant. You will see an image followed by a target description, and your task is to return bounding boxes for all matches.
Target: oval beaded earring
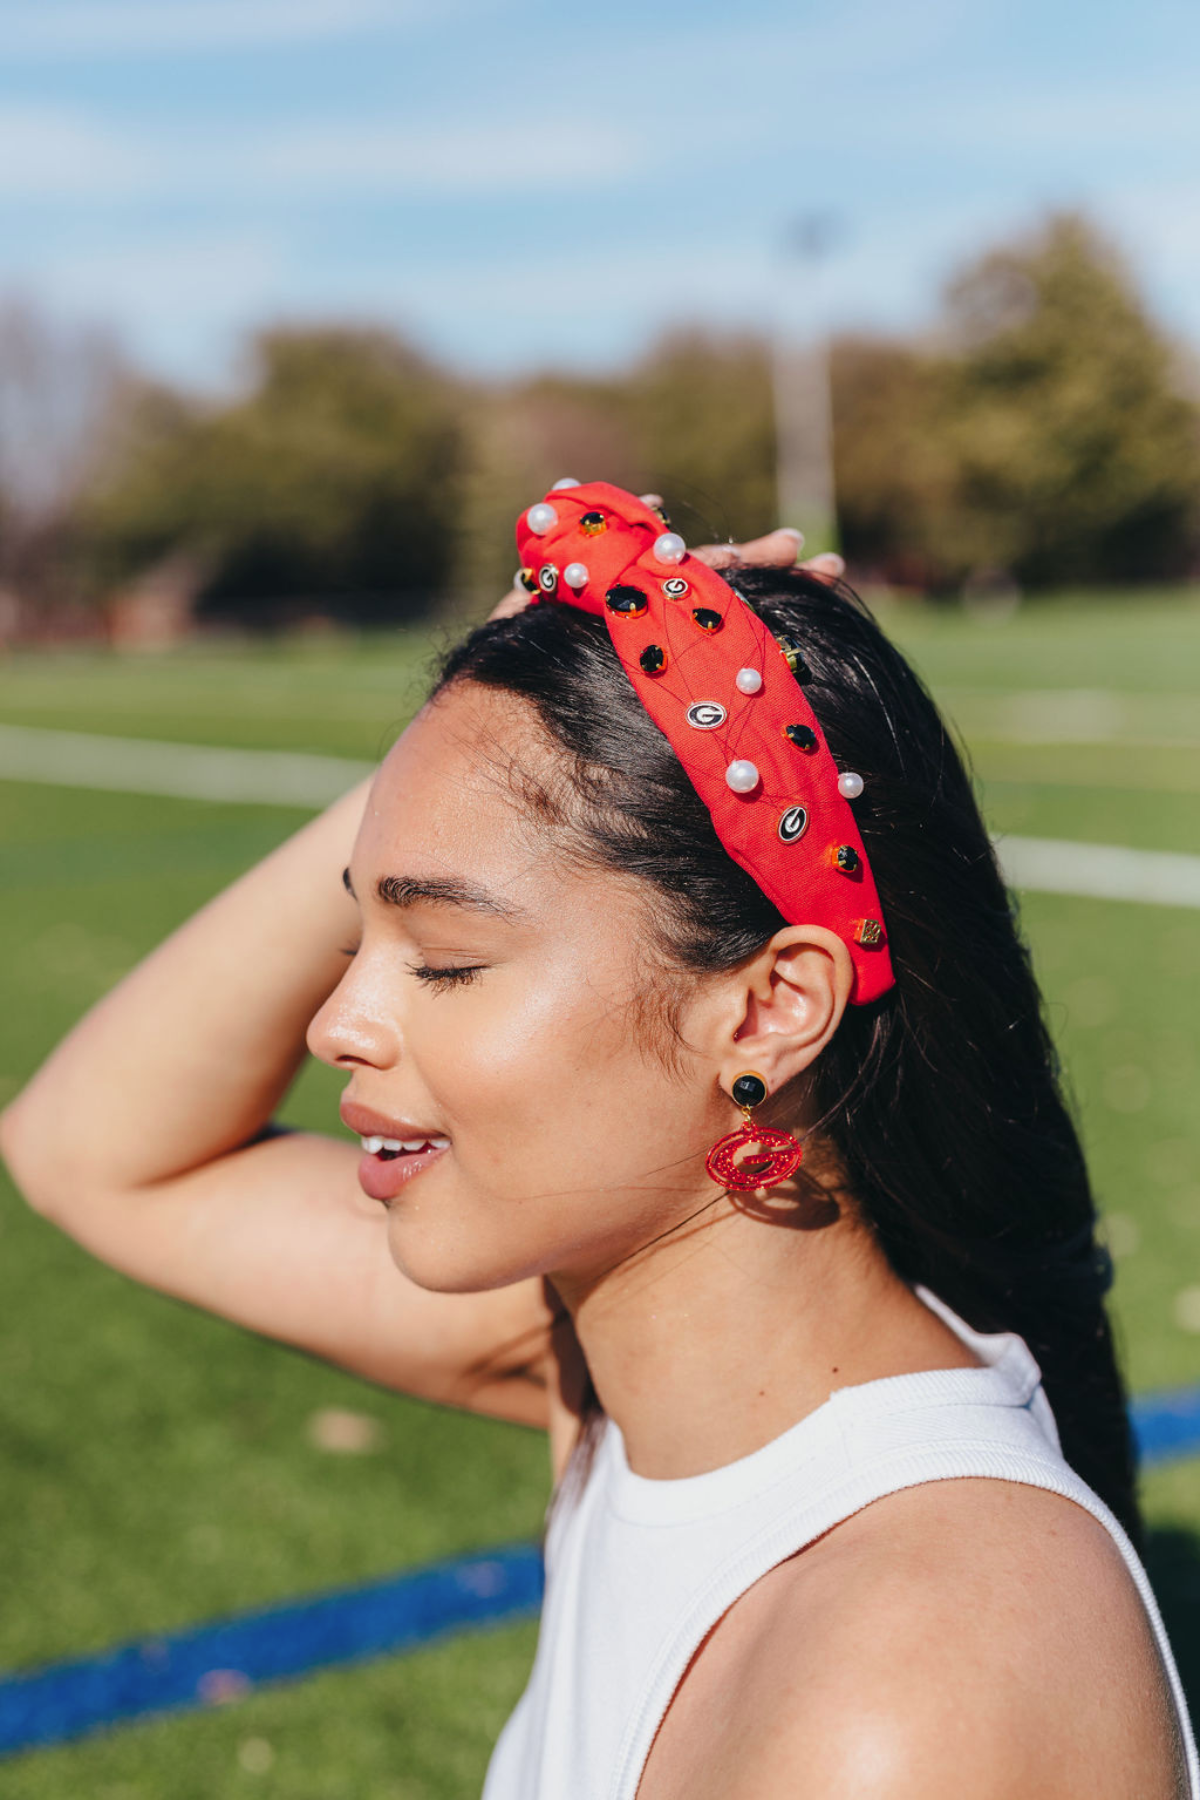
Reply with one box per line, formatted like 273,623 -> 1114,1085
705,1072 -> 804,1193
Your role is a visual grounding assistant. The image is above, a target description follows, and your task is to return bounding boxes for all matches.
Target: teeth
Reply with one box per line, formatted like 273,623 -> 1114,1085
359,1132 -> 450,1155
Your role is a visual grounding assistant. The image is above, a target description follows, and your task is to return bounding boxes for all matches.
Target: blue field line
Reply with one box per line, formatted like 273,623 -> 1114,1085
1133,1385 -> 1200,1468
4,1389 -> 1200,1761
0,1544 -> 544,1760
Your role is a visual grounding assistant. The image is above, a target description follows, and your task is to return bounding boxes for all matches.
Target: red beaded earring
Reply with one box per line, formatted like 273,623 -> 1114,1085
705,1072 -> 804,1193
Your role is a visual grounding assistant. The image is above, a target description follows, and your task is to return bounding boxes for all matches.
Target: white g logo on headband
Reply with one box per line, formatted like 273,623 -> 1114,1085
778,805 -> 809,844
686,701 -> 727,731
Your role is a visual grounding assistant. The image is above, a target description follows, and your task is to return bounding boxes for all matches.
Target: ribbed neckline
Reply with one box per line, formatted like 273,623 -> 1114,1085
601,1284 -> 1045,1526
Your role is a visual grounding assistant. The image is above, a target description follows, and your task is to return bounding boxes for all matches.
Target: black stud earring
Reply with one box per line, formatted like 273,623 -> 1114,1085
731,1071 -> 768,1110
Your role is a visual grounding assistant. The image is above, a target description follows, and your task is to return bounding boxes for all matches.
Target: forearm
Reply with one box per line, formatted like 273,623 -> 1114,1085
0,776 -> 372,1211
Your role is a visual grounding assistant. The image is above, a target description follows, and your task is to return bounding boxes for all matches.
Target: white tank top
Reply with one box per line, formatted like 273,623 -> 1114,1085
482,1284 -> 1198,1800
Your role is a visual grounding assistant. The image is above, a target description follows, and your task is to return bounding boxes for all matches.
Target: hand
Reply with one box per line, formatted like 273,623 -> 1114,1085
487,494 -> 845,622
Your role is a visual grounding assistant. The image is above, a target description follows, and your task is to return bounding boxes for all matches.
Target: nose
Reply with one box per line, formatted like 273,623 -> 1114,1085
306,960 -> 401,1072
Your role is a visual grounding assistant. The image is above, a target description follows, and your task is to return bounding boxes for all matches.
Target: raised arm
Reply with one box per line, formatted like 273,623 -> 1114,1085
0,777 -> 555,1425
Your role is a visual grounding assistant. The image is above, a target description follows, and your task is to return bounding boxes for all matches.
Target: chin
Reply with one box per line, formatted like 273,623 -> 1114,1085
383,1208 -> 544,1295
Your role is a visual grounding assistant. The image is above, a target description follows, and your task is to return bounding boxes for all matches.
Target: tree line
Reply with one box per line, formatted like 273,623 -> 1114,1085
2,212 -> 1197,636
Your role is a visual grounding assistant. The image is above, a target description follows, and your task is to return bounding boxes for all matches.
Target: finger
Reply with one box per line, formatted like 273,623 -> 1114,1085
486,585 -> 534,622
800,551 -> 846,587
692,527 -> 805,572
690,543 -> 741,570
735,527 -> 805,568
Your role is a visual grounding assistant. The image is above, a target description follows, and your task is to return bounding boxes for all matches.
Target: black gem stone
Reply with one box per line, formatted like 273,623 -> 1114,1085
784,723 -> 818,751
639,644 -> 666,674
518,567 -> 537,593
731,1073 -> 767,1110
580,510 -> 607,535
691,608 -> 723,632
605,585 -> 648,616
777,634 -> 813,681
835,844 -> 860,874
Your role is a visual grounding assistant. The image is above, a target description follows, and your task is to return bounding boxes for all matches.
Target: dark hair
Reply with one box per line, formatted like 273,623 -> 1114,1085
434,567 -> 1139,1542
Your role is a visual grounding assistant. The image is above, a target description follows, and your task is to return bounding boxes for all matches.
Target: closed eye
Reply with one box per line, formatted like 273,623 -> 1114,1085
408,962 -> 486,989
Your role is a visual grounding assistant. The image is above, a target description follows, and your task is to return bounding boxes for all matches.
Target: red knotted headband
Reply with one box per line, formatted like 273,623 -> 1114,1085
514,480 -> 895,1006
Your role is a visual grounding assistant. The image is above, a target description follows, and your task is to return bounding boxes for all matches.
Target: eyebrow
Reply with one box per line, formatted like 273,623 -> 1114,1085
342,867 -> 525,920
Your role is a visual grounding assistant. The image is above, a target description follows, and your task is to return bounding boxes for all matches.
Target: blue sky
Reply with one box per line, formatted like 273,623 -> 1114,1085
1,0 -> 1198,393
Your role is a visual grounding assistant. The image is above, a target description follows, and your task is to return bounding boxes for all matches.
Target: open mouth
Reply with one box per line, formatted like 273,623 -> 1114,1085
354,1132 -> 451,1203
360,1134 -> 450,1162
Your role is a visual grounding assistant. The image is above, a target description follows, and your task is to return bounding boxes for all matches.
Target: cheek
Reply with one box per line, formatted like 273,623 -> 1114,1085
417,965 -> 694,1192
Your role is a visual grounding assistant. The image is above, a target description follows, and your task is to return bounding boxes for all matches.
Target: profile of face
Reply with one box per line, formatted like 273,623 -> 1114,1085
307,682 -> 852,1297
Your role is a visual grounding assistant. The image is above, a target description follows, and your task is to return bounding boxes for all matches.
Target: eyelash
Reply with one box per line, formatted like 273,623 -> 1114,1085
408,962 -> 485,990
336,946 -> 484,990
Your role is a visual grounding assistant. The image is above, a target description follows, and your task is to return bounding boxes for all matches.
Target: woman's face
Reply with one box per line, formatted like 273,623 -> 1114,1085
307,682 -> 734,1295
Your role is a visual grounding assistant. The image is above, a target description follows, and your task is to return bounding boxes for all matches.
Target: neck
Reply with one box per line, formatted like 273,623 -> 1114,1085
552,1165 -> 981,1480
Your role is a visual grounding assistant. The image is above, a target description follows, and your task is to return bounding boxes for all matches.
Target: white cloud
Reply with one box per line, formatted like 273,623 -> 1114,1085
0,104 -> 646,205
0,0 -> 421,57
0,226 -> 288,387
0,106 -> 144,200
254,120 -> 644,194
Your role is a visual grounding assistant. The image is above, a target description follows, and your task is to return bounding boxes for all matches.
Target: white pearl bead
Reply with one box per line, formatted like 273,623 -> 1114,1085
725,759 -> 760,794
526,502 -> 558,535
563,561 -> 589,589
653,531 -> 687,565
735,667 -> 763,695
551,477 -> 581,490
838,771 -> 865,799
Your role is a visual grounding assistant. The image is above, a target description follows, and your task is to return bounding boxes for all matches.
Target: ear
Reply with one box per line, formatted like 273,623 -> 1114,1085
716,925 -> 855,1103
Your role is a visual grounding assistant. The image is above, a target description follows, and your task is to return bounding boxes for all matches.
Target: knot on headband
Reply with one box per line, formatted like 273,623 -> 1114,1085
514,480 -> 895,1006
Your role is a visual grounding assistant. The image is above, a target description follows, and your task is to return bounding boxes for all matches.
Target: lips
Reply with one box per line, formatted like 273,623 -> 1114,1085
340,1098 -> 451,1204
356,1139 -> 448,1202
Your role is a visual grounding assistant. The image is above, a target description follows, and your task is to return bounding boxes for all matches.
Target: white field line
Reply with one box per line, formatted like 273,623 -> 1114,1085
0,723 -> 374,809
994,835 -> 1200,910
1,723 -> 1198,910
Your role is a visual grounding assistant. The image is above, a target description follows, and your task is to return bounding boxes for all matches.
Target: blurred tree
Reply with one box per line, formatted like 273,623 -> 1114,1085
84,327 -> 465,627
831,336 -> 955,588
623,330 -> 776,544
941,213 -> 1200,586
834,215 -> 1200,590
454,374 -> 636,608
455,334 -> 778,607
0,298 -> 129,629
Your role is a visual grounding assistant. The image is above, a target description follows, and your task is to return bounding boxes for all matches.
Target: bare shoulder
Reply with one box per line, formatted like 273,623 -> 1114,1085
645,1479 -> 1187,1800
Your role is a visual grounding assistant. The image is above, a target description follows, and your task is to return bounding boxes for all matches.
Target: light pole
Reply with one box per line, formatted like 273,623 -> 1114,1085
772,212 -> 842,555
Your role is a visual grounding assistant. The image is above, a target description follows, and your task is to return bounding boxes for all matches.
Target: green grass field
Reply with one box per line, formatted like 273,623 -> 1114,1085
1,589 -> 1199,1797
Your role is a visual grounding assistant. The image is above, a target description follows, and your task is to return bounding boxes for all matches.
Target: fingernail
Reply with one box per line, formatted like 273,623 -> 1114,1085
817,552 -> 846,575
780,527 -> 804,543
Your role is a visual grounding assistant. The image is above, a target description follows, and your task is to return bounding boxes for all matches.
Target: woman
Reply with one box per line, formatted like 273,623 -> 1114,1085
2,481 -> 1195,1798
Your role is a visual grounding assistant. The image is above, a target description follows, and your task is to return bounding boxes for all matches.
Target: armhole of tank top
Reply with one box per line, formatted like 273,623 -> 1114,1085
610,1456 -> 1200,1800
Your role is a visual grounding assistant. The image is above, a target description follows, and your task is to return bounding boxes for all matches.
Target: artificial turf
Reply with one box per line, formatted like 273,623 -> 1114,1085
0,588 -> 1197,1794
